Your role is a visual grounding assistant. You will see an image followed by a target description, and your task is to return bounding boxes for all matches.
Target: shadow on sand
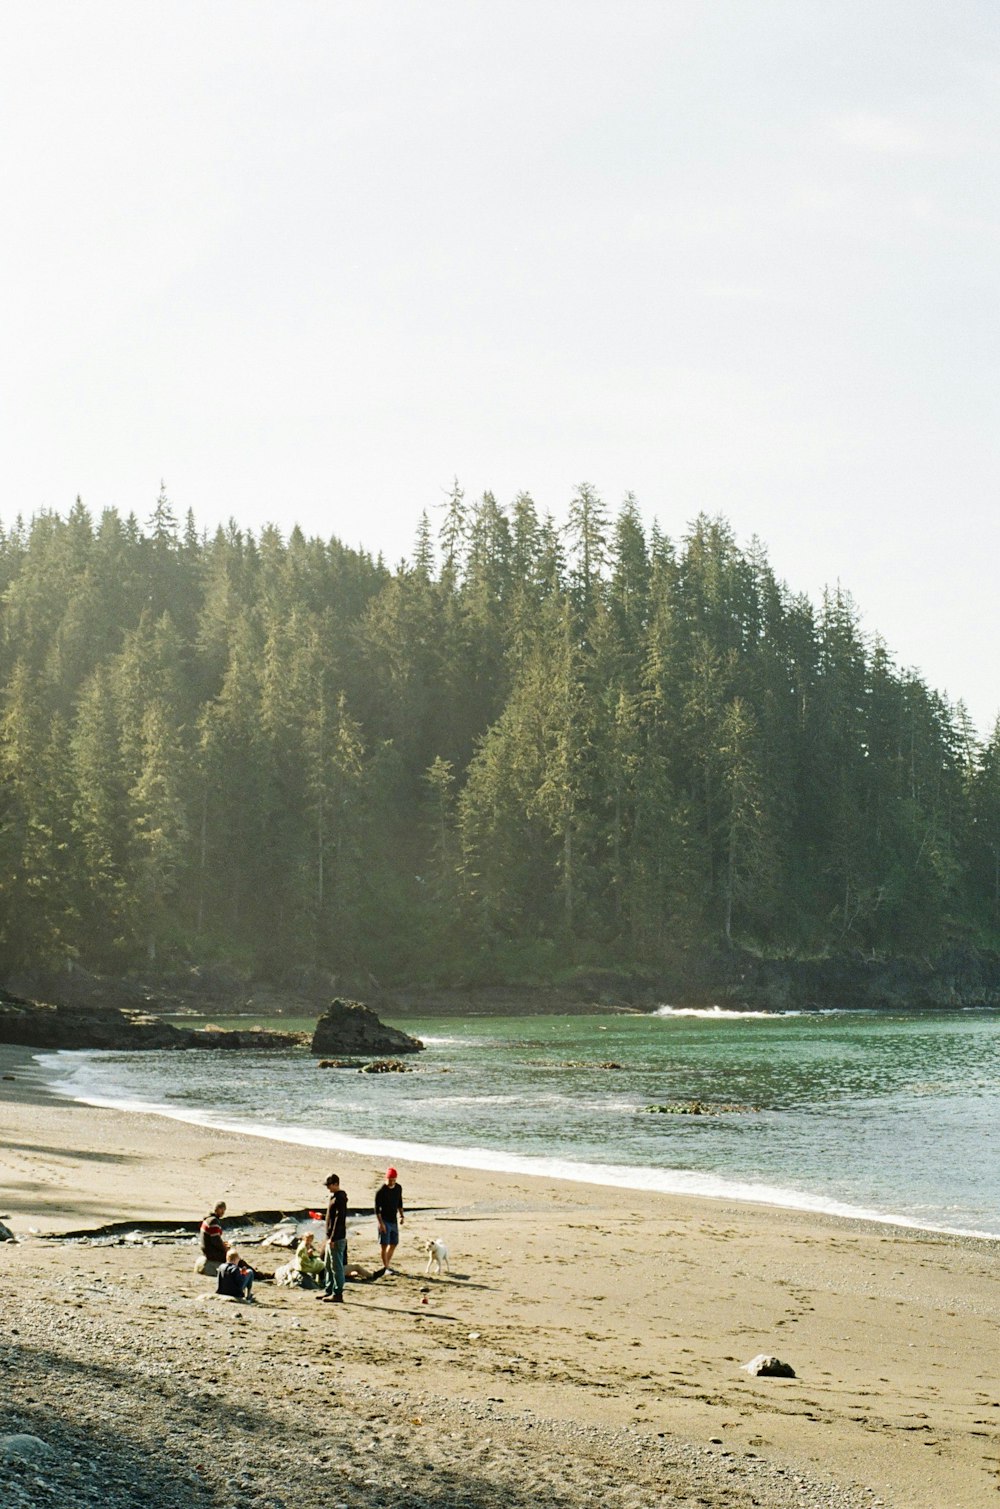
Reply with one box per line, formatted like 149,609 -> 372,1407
2,1340 -> 585,1509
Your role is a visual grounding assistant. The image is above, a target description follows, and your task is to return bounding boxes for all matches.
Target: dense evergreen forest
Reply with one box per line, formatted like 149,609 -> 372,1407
0,485 -> 998,986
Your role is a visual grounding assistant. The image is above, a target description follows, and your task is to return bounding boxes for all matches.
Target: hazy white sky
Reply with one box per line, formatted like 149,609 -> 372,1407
2,1 -> 997,731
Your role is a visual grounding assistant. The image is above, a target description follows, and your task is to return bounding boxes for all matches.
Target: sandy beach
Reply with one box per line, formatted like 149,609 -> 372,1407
2,1044 -> 999,1508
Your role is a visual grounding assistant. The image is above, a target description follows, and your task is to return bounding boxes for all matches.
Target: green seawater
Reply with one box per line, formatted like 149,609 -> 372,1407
37,1006 -> 1000,1236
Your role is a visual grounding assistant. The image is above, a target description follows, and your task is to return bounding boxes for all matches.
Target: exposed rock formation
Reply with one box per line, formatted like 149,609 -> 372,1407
0,992 -> 177,1050
644,1100 -> 761,1115
189,1025 -> 308,1050
310,998 -> 423,1058
0,989 -> 304,1052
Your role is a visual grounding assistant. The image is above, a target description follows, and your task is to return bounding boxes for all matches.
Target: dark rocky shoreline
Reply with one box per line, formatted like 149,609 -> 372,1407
383,946 -> 1000,1015
3,945 -> 1000,1044
0,991 -> 299,1052
0,989 -> 423,1057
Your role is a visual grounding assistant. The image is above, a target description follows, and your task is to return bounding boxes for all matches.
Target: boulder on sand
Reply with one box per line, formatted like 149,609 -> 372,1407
310,998 -> 423,1058
741,1354 -> 796,1378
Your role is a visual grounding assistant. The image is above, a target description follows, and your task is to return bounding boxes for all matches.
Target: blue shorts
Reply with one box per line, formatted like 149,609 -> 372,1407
379,1221 -> 399,1246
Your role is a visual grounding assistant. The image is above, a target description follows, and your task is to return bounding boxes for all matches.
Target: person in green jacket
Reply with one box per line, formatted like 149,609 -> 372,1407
296,1231 -> 325,1284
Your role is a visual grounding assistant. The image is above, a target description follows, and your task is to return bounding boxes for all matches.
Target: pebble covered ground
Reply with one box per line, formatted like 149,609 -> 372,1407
0,1243 -> 891,1509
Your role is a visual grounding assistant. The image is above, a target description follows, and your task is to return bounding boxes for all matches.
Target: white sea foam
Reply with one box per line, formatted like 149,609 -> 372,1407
653,1004 -> 802,1020
389,1093 -> 525,1108
32,1049 -> 1000,1243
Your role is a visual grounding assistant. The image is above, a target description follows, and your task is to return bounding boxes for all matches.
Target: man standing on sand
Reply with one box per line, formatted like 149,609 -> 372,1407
375,1166 -> 404,1274
321,1173 -> 348,1303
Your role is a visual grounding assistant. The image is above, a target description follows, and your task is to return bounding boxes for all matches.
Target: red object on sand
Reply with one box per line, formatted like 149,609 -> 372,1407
308,1210 -> 322,1219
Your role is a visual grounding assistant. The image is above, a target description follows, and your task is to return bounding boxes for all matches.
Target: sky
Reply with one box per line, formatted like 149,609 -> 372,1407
1,1 -> 997,732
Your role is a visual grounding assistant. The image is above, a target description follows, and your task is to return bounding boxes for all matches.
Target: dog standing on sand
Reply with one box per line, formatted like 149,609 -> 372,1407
423,1237 -> 449,1275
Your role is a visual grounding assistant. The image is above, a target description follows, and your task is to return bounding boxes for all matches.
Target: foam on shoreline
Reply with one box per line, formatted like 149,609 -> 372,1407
32,1047 -> 1000,1243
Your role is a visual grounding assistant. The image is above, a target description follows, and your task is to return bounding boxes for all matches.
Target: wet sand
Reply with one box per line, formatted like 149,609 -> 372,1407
2,1043 -> 1000,1507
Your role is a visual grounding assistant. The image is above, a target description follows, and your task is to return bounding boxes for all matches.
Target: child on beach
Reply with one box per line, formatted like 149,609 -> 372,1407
216,1248 -> 255,1302
296,1231 -> 325,1284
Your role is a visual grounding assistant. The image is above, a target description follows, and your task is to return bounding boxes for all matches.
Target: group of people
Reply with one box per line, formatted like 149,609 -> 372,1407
197,1166 -> 405,1305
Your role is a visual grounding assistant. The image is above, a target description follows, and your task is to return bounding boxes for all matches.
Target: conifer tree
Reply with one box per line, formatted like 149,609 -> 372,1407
70,664 -> 131,953
0,492 -> 993,976
129,700 -> 190,962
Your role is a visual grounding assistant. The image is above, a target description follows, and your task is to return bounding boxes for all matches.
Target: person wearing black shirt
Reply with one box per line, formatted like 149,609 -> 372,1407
322,1172 -> 348,1303
216,1247 -> 255,1301
375,1166 -> 404,1274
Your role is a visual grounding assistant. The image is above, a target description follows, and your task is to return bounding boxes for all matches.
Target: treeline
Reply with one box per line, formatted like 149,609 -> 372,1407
0,485 -> 998,983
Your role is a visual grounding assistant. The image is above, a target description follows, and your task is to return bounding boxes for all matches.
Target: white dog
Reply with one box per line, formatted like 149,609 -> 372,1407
423,1237 -> 450,1276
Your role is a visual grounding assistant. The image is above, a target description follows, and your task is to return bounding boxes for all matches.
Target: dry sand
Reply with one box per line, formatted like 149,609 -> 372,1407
2,1043 -> 1000,1508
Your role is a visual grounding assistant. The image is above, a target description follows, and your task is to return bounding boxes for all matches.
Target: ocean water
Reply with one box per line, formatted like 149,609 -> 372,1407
35,1007 -> 1000,1239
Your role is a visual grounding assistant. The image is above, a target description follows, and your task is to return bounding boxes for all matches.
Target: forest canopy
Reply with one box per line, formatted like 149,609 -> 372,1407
1,486 -> 998,983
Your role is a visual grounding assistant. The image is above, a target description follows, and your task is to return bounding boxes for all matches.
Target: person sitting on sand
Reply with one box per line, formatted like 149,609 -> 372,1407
196,1200 -> 228,1274
216,1247 -> 255,1302
296,1231 -> 325,1284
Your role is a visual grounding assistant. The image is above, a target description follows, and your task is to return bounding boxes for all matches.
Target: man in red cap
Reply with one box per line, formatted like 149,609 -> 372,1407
374,1166 -> 404,1274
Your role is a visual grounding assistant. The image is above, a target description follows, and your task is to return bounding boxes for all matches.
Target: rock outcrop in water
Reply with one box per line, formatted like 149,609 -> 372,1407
0,984 -> 416,1055
0,989 -> 305,1051
310,998 -> 423,1057
644,1100 -> 761,1115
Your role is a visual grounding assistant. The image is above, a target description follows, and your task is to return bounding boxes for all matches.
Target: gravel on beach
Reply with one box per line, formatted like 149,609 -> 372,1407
0,1244 -> 887,1509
